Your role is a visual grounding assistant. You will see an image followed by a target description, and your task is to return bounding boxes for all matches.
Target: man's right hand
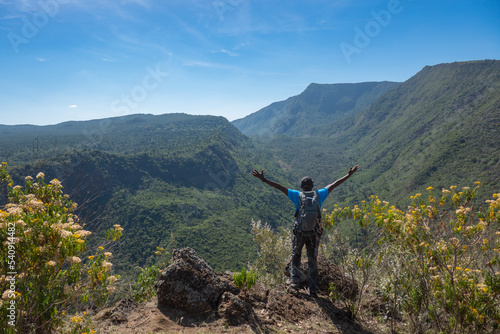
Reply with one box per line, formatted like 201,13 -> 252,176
251,169 -> 265,181
252,169 -> 288,195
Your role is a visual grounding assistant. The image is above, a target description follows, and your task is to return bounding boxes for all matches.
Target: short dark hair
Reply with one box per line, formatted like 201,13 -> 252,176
300,176 -> 314,189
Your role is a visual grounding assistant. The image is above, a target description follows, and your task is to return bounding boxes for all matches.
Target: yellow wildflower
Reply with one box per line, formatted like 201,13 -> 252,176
71,316 -> 83,323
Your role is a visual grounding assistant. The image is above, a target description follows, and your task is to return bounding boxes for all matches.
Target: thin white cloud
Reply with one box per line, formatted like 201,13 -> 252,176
68,105 -> 78,108
36,58 -> 49,62
211,49 -> 238,57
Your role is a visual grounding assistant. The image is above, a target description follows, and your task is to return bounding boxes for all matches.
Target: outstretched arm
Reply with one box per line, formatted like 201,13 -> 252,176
251,169 -> 288,196
325,165 -> 359,194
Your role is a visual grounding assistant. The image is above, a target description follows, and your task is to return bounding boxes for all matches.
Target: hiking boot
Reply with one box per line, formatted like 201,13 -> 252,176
289,282 -> 300,290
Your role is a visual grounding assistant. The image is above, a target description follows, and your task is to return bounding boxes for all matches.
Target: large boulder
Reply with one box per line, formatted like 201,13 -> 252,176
155,247 -> 227,314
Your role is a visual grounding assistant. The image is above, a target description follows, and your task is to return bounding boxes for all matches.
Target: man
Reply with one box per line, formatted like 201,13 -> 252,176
251,165 -> 359,297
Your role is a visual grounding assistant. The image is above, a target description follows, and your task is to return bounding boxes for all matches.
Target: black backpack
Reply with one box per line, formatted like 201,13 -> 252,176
294,191 -> 321,233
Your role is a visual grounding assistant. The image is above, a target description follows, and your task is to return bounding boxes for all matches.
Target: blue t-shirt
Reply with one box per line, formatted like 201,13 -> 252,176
288,188 -> 329,211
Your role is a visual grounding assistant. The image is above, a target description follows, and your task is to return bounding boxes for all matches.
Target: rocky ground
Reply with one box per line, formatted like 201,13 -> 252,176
90,248 -> 387,334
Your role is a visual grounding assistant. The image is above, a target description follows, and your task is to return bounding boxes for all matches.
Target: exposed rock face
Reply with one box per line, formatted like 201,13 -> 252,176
155,247 -> 227,314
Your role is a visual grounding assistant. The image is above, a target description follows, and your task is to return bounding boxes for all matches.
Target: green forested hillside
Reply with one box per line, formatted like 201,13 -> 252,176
1,60 -> 499,276
232,81 -> 400,136
1,114 -> 297,274
334,60 -> 500,204
250,60 -> 500,207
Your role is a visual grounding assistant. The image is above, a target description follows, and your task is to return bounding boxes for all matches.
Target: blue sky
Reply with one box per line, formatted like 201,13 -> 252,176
1,0 -> 499,125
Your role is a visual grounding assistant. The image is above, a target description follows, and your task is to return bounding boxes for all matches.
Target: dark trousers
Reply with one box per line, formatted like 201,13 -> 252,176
290,231 -> 320,291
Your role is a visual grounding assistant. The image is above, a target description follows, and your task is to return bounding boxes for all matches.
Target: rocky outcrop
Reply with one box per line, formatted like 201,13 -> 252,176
93,248 -> 375,333
155,247 -> 359,327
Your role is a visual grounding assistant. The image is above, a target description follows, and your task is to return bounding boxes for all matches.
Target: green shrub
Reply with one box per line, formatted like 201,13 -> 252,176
132,247 -> 168,303
132,265 -> 161,303
250,219 -> 291,288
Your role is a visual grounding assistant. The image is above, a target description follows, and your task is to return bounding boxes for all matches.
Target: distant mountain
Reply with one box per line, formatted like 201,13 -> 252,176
232,81 -> 400,137
261,60 -> 500,206
0,113 -> 246,166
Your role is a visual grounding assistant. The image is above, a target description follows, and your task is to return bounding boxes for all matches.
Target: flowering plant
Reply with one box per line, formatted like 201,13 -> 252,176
325,182 -> 500,333
0,163 -> 122,333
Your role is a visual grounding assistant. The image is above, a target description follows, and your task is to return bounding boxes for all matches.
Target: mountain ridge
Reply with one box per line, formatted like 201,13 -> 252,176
232,81 -> 400,137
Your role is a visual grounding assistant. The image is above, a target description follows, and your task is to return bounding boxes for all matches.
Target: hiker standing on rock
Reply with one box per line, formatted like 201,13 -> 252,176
251,165 -> 359,297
